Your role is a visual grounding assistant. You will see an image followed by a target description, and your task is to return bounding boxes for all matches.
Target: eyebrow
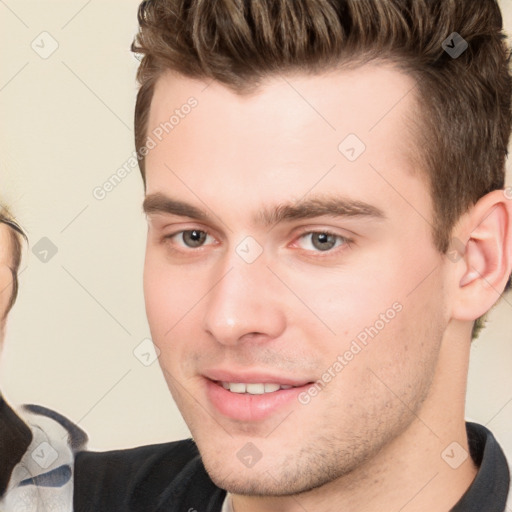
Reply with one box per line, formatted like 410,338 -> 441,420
143,192 -> 385,228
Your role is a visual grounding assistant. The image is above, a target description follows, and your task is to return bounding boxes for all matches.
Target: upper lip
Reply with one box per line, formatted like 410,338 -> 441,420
203,368 -> 313,387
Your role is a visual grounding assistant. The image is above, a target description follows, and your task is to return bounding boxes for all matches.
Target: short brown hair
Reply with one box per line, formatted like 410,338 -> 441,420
131,0 -> 512,338
0,208 -> 25,317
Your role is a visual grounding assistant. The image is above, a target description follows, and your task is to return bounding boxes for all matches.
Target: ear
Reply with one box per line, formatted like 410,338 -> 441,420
450,189 -> 512,322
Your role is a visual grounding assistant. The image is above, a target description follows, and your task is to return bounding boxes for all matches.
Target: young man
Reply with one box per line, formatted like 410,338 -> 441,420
2,0 -> 511,511
73,0 -> 512,511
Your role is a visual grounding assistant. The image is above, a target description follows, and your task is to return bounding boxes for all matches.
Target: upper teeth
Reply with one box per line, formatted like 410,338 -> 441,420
221,382 -> 293,394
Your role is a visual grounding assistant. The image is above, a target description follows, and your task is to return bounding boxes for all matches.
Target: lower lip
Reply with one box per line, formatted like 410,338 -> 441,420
204,379 -> 312,422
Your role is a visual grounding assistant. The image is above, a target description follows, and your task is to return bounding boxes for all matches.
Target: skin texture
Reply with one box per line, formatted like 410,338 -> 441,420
0,224 -> 14,345
142,63 -> 512,511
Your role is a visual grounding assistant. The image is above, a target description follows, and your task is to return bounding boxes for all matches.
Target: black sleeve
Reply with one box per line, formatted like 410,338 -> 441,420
0,393 -> 33,496
73,438 -> 202,512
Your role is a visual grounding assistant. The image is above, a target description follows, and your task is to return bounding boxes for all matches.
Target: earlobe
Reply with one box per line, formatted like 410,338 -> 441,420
451,190 -> 512,321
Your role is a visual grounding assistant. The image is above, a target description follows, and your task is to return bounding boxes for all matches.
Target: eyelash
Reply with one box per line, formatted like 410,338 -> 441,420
162,228 -> 353,257
294,230 -> 353,255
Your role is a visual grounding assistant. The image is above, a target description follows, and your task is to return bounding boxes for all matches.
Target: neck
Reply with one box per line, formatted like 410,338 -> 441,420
232,324 -> 478,512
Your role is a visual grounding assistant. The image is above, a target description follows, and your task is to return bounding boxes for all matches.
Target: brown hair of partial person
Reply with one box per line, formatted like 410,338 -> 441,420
0,208 -> 26,318
131,0 -> 512,339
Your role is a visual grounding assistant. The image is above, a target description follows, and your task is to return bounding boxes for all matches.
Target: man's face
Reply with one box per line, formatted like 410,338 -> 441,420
143,64 -> 451,495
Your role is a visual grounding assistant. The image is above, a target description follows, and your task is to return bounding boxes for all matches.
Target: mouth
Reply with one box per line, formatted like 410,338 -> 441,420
216,381 -> 295,394
203,374 -> 315,422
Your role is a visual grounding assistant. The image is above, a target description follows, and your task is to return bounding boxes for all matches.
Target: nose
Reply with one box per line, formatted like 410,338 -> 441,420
202,248 -> 287,346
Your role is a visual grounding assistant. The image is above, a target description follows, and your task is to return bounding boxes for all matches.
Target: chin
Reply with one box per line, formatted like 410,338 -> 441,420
200,447 -> 335,497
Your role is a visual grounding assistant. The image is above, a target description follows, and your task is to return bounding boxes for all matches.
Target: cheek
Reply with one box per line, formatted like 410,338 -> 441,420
274,257 -> 402,348
0,266 -> 12,318
143,251 -> 176,339
143,250 -> 209,349
354,270 -> 446,392
288,245 -> 445,369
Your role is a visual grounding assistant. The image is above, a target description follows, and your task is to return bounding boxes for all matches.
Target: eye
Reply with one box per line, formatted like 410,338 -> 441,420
166,229 -> 215,249
296,231 -> 351,253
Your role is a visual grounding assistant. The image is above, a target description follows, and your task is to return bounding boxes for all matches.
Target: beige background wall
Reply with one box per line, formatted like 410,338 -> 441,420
0,0 -> 511,456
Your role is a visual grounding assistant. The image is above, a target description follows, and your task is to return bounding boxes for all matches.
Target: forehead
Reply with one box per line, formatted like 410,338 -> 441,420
148,62 -> 420,144
144,63 -> 429,226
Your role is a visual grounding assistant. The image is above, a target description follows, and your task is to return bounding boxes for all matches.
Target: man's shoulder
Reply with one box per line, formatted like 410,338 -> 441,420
74,438 -> 224,511
75,436 -> 200,482
450,422 -> 511,512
